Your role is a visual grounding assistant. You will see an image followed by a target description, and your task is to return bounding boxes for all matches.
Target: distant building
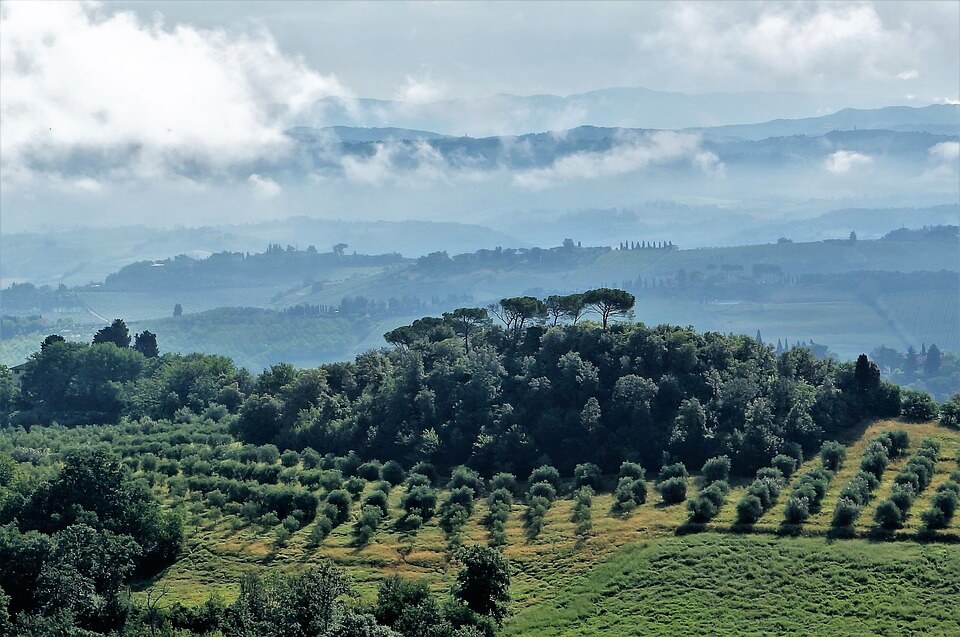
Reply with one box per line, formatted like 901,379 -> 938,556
10,362 -> 27,388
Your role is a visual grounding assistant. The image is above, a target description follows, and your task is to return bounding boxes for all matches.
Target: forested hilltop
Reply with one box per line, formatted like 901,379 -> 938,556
3,289 -> 944,474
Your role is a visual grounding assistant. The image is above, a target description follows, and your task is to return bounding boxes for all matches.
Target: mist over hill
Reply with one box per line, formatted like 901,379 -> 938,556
305,87 -> 931,137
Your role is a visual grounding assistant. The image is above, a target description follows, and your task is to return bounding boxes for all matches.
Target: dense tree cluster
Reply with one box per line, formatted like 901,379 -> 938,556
0,451 -> 182,633
4,301 -> 921,482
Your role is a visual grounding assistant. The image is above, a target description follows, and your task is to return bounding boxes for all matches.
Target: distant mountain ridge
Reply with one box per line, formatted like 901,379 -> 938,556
304,86 -> 926,136
290,104 -> 959,144
692,105 -> 960,140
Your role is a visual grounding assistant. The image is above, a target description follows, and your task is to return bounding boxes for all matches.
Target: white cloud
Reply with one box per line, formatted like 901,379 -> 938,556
339,140 -> 456,186
929,141 -> 960,163
635,3 -> 946,94
513,131 -> 722,190
248,173 -> 281,198
0,1 -> 347,187
394,76 -> 445,104
824,150 -> 874,174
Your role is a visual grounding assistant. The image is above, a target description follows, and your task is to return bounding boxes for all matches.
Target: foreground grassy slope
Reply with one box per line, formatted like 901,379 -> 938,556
145,418 -> 959,622
504,534 -> 960,637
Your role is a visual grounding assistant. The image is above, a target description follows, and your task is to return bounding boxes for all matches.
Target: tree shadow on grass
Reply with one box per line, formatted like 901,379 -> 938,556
675,519 -> 705,535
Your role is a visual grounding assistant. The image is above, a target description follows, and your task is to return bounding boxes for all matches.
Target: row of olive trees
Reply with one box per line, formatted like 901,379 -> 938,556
831,430 -> 909,528
874,438 -> 940,530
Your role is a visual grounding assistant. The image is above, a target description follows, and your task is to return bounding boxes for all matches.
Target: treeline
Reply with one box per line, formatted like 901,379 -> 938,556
104,246 -> 405,291
6,291 -> 951,476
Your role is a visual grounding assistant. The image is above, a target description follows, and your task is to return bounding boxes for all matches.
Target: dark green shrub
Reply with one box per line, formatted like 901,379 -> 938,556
308,516 -> 333,545
406,473 -> 432,489
618,461 -> 645,481
700,456 -> 731,485
528,465 -> 561,490
410,462 -> 438,485
357,461 -> 382,481
381,460 -> 406,485
900,390 -> 938,422
280,449 -> 300,467
345,476 -> 365,498
819,441 -> 846,472
489,472 -> 518,495
448,466 -> 484,496
783,496 -> 810,524
889,486 -> 914,513
401,485 -> 437,522
528,481 -> 557,502
687,481 -> 728,522
657,477 -> 687,504
362,489 -> 390,517
874,500 -> 904,530
326,489 -> 352,524
486,488 -> 514,507
318,470 -> 344,492
736,494 -> 763,524
353,505 -> 382,545
832,497 -> 861,527
659,462 -> 688,482
573,463 -> 602,489
770,454 -> 797,479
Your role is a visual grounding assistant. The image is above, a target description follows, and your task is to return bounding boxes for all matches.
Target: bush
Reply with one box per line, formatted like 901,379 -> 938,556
382,460 -> 406,485
280,449 -> 300,467
939,394 -> 960,429
874,500 -> 904,530
410,462 -> 438,485
889,486 -> 914,513
448,466 -> 484,496
736,494 -> 763,524
900,390 -> 938,422
611,476 -> 646,516
309,516 -> 333,545
362,489 -> 390,517
659,462 -> 688,482
489,472 -> 518,495
318,470 -> 344,492
528,465 -> 561,490
352,505 -> 382,545
921,488 -> 959,529
573,463 -> 602,489
357,461 -> 383,481
528,481 -> 557,502
783,496 -> 810,524
345,476 -> 366,498
406,473 -> 432,489
884,430 -> 911,458
618,461 -> 645,481
657,476 -> 687,504
372,480 -> 392,495
326,489 -> 352,524
819,441 -> 846,472
486,488 -> 514,507
770,454 -> 797,479
832,497 -> 861,527
687,481 -> 728,522
401,485 -> 438,522
524,495 -> 550,539
700,456 -> 731,485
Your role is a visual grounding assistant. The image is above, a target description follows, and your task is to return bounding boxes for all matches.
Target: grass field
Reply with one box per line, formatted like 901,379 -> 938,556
503,534 -> 960,637
136,418 -> 960,636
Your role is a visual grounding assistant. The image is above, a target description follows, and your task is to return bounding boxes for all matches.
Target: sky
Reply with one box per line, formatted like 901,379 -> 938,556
0,0 -> 958,230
